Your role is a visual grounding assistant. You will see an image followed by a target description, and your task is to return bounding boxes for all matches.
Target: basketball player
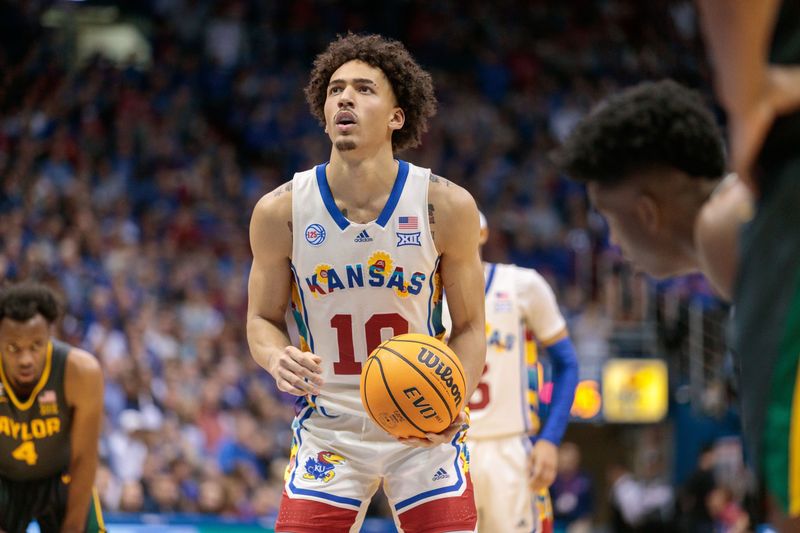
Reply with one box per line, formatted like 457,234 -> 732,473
557,78 -> 800,530
246,34 -> 485,532
443,214 -> 578,533
0,282 -> 105,532
695,2 -> 800,530
558,80 -> 744,300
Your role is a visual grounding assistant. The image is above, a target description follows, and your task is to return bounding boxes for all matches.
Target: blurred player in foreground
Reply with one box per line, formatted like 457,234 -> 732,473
557,78 -> 800,530
695,1 -> 800,529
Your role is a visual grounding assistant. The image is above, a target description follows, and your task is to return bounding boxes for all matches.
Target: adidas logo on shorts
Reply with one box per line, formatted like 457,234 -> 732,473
432,467 -> 449,481
354,230 -> 373,243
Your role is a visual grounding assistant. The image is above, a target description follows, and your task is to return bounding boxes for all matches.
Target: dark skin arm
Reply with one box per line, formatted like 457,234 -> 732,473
696,0 -> 800,194
62,349 -> 103,532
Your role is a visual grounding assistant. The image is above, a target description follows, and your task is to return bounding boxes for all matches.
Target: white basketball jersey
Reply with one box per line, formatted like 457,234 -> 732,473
444,263 -> 565,439
290,160 -> 444,416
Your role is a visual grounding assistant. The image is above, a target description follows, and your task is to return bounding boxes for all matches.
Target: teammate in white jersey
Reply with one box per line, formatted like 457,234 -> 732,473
247,34 -> 486,533
445,214 -> 579,532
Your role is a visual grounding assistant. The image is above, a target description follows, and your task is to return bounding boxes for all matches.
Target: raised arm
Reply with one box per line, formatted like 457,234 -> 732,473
695,0 -> 784,190
63,349 -> 104,532
247,183 -> 322,396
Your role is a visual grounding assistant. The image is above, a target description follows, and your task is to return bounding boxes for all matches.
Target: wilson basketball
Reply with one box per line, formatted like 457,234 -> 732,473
360,333 -> 466,438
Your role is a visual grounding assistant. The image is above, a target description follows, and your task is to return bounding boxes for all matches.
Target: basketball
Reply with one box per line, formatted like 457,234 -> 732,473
360,333 -> 466,438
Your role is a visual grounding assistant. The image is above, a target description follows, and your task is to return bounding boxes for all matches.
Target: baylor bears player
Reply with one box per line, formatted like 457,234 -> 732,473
0,282 -> 104,532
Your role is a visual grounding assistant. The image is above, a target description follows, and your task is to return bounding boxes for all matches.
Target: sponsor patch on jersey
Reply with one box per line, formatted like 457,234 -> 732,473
354,229 -> 373,243
396,232 -> 421,247
398,215 -> 418,230
305,223 -> 326,246
302,451 -> 345,483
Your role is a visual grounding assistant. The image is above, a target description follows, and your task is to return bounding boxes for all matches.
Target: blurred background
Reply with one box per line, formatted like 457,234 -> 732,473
0,0 -> 750,531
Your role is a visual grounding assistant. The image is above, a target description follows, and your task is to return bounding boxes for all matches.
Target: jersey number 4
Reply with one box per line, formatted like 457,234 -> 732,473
11,441 -> 38,466
330,313 -> 409,374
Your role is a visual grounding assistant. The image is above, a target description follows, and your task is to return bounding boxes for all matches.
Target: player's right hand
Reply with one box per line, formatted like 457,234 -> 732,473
268,346 -> 324,396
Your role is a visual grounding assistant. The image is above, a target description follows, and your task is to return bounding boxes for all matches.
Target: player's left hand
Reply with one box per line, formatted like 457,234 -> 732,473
529,439 -> 558,491
396,411 -> 469,448
730,65 -> 800,195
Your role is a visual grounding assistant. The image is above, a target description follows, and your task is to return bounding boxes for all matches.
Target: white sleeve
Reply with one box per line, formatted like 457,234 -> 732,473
515,267 -> 566,344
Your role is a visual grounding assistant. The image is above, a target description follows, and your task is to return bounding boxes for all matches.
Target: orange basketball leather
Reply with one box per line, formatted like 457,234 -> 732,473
360,333 -> 466,438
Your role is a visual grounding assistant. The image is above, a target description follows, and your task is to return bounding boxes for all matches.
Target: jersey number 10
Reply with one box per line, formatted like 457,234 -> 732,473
330,313 -> 409,374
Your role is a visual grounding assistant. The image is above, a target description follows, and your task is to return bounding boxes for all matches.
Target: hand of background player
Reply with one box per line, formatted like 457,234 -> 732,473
730,65 -> 800,195
396,411 -> 469,448
267,346 -> 324,396
529,439 -> 558,491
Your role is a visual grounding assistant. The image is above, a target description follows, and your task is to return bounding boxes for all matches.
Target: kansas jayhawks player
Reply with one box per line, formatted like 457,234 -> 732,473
445,213 -> 578,532
247,34 -> 486,533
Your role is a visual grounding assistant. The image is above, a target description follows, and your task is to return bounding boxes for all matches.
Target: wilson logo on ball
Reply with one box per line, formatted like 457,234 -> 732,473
416,347 -> 463,406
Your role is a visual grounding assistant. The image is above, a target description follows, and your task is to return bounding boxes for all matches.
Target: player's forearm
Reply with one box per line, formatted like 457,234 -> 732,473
696,0 -> 781,114
538,337 -> 579,445
246,314 -> 292,374
62,453 -> 97,532
447,322 -> 486,399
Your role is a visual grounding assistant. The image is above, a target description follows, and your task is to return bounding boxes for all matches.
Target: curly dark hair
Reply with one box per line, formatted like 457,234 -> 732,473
305,33 -> 437,152
556,79 -> 725,184
0,282 -> 61,324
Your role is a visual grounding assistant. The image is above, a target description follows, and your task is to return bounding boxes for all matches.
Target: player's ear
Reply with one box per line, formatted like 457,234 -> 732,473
636,193 -> 660,235
389,107 -> 404,131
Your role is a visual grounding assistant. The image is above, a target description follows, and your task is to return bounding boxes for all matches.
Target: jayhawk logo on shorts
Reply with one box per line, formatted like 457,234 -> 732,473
303,451 -> 345,483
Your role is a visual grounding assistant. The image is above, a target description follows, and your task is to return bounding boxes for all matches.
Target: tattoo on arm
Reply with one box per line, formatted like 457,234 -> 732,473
272,182 -> 293,198
430,174 -> 451,186
428,203 -> 435,225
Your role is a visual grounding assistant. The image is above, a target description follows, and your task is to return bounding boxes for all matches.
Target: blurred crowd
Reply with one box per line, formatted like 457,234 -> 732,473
0,0 -> 742,524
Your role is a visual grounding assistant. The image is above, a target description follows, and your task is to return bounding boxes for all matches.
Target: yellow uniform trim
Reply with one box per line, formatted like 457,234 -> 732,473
93,487 -> 107,531
0,342 -> 53,411
790,357 -> 800,516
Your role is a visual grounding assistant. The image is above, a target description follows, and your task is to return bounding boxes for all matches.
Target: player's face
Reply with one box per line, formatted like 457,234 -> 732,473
324,60 -> 403,153
0,314 -> 52,389
588,182 -> 683,278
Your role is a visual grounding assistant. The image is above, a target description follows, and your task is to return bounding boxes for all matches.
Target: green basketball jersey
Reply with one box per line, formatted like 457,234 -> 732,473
0,339 -> 72,481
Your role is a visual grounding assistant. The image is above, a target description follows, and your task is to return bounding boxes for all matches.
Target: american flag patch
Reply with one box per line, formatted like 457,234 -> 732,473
398,216 -> 418,230
38,390 -> 56,404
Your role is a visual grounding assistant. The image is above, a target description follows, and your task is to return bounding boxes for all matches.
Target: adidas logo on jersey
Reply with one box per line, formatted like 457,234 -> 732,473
354,230 -> 373,243
432,467 -> 449,481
